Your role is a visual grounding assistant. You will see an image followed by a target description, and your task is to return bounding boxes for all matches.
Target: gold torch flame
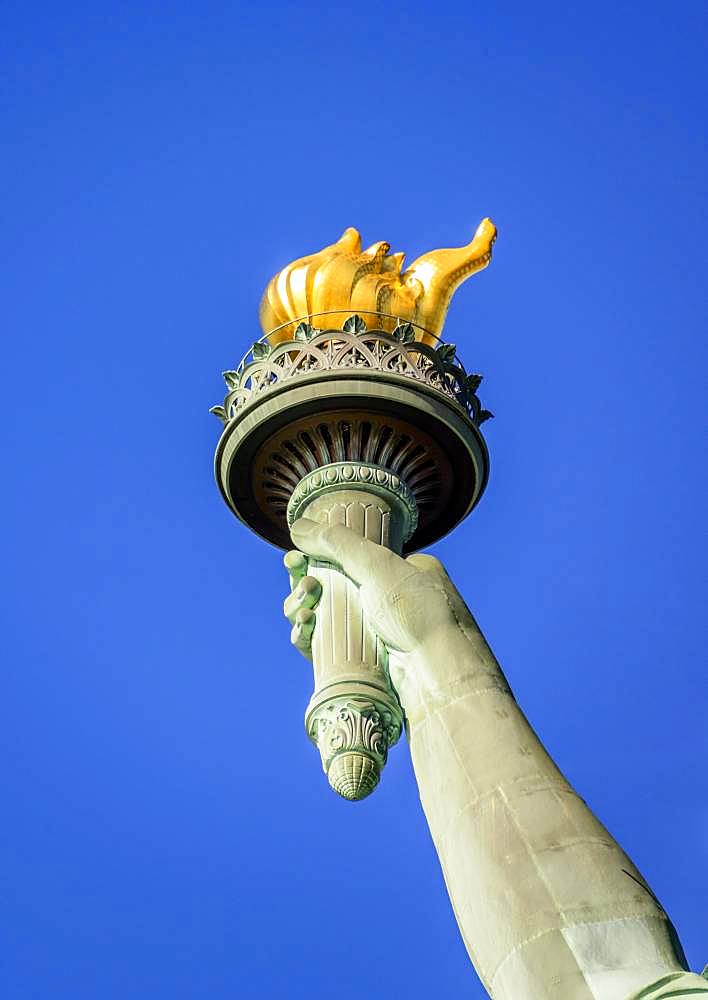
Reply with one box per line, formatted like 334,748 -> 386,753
259,218 -> 497,346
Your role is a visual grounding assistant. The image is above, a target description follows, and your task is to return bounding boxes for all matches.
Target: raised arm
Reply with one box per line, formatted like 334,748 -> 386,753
285,518 -> 706,1000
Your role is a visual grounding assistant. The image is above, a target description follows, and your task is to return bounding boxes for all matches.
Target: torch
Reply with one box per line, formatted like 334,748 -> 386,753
211,221 -> 496,800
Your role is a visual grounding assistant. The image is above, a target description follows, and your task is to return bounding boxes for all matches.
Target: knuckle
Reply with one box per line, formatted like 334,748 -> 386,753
407,553 -> 444,574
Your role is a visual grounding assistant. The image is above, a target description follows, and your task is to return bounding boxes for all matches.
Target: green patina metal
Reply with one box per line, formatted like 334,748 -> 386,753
287,461 -> 418,542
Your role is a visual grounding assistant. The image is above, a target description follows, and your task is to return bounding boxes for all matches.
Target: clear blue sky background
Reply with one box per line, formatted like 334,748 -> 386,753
2,3 -> 706,998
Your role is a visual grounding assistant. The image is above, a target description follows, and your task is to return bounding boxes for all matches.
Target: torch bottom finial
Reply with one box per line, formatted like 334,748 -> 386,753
327,751 -> 380,801
308,692 -> 402,802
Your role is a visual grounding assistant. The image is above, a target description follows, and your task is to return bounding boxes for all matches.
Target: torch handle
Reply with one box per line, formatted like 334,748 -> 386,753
297,486 -> 407,799
307,490 -> 394,692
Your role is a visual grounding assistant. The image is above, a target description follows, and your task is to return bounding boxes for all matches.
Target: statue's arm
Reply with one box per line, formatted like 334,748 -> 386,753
391,617 -> 698,1000
286,520 -> 706,1000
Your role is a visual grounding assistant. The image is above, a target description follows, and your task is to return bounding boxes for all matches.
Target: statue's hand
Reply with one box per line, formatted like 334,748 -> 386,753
283,517 -> 472,659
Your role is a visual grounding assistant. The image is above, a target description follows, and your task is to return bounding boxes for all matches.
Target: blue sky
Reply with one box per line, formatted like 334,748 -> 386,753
2,3 -> 706,997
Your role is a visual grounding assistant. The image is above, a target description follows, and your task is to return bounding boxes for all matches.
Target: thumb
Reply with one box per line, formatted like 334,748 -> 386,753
290,517 -> 401,586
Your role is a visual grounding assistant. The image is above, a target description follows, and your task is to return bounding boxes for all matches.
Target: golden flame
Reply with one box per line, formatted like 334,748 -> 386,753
259,219 -> 497,346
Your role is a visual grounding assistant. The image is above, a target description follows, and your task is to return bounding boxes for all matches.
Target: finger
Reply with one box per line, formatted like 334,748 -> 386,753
283,574 -> 322,625
290,518 -> 402,586
284,549 -> 308,591
291,607 -> 316,659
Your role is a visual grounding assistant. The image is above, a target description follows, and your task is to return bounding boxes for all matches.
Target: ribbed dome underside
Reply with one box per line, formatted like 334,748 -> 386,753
327,752 -> 380,801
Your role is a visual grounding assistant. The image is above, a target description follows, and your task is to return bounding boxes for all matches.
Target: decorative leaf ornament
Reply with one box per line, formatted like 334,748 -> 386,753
464,373 -> 483,392
436,342 -> 457,364
252,341 -> 272,360
222,370 -> 239,389
294,322 -> 316,342
209,404 -> 228,424
342,315 -> 368,334
392,322 -> 416,344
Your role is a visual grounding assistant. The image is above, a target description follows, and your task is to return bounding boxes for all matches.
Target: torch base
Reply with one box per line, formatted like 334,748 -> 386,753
215,371 -> 488,553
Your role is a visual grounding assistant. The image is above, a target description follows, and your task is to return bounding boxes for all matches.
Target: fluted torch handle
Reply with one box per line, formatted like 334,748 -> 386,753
288,465 -> 417,800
